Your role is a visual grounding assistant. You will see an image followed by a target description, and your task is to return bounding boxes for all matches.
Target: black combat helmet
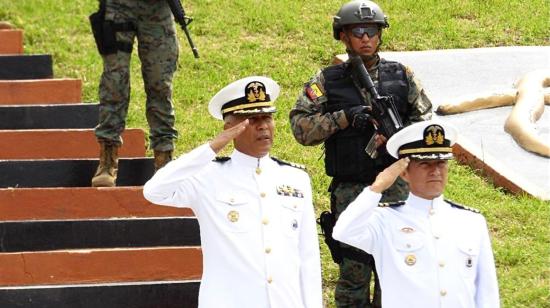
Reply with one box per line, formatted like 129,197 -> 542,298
332,0 -> 389,40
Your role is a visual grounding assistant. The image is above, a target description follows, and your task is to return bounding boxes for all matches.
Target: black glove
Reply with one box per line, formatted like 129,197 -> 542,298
344,106 -> 372,131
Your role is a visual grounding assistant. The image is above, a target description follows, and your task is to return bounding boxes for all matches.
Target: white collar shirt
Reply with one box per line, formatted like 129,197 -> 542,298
333,188 -> 500,308
143,143 -> 323,308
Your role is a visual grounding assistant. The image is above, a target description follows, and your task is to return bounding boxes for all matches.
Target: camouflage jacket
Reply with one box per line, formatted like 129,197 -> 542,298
289,56 -> 433,146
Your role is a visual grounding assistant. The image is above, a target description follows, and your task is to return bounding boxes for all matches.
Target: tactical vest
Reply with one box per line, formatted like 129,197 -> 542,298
323,59 -> 409,183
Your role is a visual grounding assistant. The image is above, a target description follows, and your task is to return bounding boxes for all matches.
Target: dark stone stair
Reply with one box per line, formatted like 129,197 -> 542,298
0,218 -> 200,253
0,54 -> 53,80
0,281 -> 200,308
0,158 -> 154,188
0,103 -> 98,129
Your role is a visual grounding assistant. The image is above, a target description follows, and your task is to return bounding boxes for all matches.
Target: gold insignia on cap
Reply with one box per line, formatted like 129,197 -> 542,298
401,227 -> 415,233
246,81 -> 267,103
424,125 -> 445,146
227,210 -> 239,222
405,254 -> 417,266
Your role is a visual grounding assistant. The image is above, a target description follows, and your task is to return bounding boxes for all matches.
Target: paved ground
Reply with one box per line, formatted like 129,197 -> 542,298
379,46 -> 550,200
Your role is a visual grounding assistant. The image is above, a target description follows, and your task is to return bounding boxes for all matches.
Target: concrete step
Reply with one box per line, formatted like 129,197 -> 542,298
0,103 -> 98,129
0,217 -> 200,253
0,27 -> 202,308
0,30 -> 23,54
0,128 -> 146,159
0,79 -> 81,105
0,187 -> 192,221
0,247 -> 202,286
0,158 -> 154,188
0,281 -> 200,308
0,54 -> 53,80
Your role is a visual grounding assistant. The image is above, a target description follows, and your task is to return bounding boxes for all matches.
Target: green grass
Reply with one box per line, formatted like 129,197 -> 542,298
2,1 -> 549,307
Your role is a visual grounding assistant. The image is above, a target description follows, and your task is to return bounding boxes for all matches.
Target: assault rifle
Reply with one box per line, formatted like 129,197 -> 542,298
166,0 -> 199,58
350,55 -> 403,158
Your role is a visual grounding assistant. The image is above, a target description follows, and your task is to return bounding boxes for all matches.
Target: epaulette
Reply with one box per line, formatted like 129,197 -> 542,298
271,157 -> 306,171
378,201 -> 405,208
213,156 -> 230,163
446,199 -> 481,214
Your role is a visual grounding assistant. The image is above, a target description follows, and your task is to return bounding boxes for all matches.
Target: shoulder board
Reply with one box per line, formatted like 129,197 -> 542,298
378,201 -> 405,208
446,199 -> 480,214
271,157 -> 306,170
213,156 -> 230,163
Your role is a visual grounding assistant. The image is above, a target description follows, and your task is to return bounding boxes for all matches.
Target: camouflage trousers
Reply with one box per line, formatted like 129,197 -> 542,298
331,178 -> 408,308
95,0 -> 179,151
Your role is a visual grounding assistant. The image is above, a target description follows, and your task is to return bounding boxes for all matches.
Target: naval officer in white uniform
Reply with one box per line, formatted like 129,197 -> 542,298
333,120 -> 500,308
143,76 -> 323,308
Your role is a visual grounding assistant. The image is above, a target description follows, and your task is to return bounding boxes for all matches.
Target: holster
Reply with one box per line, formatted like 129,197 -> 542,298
92,19 -> 118,55
318,211 -> 343,264
89,0 -> 134,55
318,210 -> 374,265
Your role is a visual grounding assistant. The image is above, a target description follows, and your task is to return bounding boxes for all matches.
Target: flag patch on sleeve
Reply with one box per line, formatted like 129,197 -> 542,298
305,83 -> 324,100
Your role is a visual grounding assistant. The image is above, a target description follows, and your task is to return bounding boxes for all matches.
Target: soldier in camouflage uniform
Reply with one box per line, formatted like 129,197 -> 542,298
92,0 -> 179,187
289,1 -> 432,307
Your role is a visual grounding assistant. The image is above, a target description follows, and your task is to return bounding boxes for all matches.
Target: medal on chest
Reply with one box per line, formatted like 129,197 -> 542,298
227,210 -> 239,222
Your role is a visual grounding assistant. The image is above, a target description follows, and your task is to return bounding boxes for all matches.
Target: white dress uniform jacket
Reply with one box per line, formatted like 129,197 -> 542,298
333,187 -> 500,308
143,143 -> 323,308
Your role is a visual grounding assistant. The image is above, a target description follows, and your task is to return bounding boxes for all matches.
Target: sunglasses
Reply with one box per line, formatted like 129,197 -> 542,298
350,26 -> 379,39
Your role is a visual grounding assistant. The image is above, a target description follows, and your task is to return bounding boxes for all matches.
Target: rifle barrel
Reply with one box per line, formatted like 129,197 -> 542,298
167,0 -> 199,58
350,55 -> 380,99
181,25 -> 200,58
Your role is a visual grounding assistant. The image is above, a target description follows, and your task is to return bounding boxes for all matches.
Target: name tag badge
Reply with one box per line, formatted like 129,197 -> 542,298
291,219 -> 298,230
466,256 -> 473,268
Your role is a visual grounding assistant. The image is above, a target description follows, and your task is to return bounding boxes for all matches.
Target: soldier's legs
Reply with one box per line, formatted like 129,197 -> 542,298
332,182 -> 380,308
136,0 -> 178,152
95,0 -> 137,145
93,0 -> 137,186
336,252 -> 375,307
95,50 -> 132,145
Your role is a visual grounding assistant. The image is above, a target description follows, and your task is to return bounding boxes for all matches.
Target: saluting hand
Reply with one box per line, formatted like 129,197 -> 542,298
209,119 -> 249,153
370,157 -> 409,193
